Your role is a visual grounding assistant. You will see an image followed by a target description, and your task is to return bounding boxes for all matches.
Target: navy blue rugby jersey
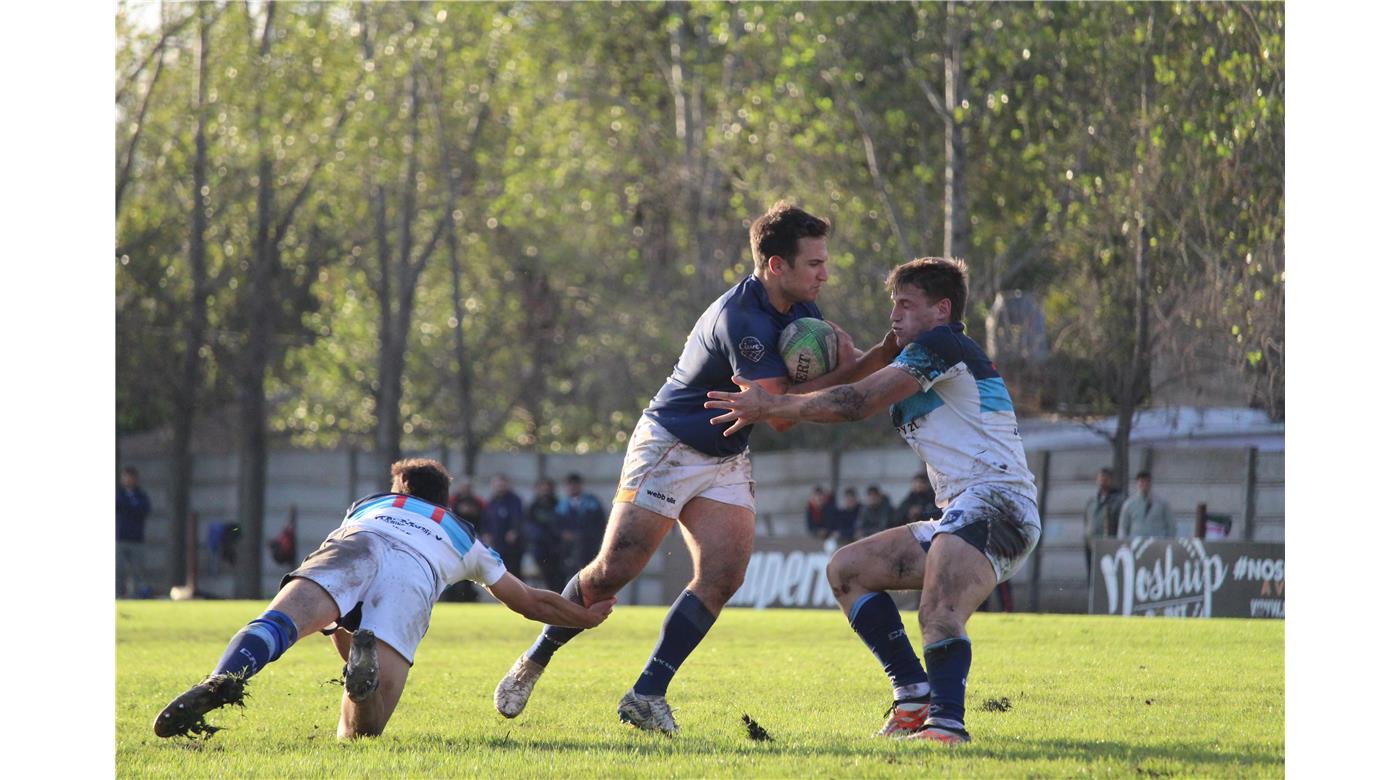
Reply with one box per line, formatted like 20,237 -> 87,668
643,274 -> 822,457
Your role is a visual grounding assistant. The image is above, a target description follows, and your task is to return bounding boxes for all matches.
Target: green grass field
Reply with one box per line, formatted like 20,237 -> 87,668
117,601 -> 1282,778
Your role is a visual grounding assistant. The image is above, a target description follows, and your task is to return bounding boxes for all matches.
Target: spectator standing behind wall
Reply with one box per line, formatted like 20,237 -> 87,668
804,486 -> 831,538
527,479 -> 569,592
559,473 -> 607,574
893,473 -> 941,529
487,475 -> 527,575
856,485 -> 894,539
828,488 -> 860,544
116,466 -> 152,598
451,476 -> 486,526
1083,468 -> 1124,576
1117,471 -> 1175,538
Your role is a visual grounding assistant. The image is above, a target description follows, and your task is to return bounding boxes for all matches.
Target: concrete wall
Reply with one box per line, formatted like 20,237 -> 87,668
121,444 -> 1282,611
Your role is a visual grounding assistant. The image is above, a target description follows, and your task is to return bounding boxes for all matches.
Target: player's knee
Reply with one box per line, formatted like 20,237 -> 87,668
351,723 -> 385,739
694,565 -> 745,604
717,566 -> 746,600
825,546 -> 864,596
917,597 -> 964,638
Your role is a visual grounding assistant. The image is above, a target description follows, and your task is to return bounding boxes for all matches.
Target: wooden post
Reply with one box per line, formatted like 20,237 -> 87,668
1244,447 -> 1259,541
1030,450 -> 1051,612
1195,503 -> 1207,538
186,510 -> 198,590
347,448 -> 359,507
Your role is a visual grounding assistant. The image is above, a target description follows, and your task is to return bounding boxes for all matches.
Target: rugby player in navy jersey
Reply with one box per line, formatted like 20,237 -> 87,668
493,202 -> 898,733
706,257 -> 1041,745
152,459 -> 615,740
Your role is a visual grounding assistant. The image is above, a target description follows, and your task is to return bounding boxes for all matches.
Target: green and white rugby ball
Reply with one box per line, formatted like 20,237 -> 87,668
779,317 -> 839,383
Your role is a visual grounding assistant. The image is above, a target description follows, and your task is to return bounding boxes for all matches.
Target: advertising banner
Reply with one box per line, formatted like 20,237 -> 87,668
1090,538 -> 1284,618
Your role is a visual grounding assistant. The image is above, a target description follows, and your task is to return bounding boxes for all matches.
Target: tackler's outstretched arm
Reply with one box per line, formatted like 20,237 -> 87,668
486,572 -> 617,628
704,365 -> 921,437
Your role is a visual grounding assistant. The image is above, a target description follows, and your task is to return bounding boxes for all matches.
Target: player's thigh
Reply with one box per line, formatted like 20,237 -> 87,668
922,531 -> 1000,618
267,576 -> 342,640
828,526 -> 927,598
676,497 -> 755,587
586,501 -> 674,586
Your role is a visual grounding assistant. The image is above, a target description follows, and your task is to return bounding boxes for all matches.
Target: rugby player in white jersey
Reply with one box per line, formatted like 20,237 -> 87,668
152,459 -> 615,740
705,257 -> 1041,745
492,202 -> 897,734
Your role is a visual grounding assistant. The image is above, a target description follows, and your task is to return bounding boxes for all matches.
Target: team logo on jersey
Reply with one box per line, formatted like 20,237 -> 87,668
738,336 -> 766,362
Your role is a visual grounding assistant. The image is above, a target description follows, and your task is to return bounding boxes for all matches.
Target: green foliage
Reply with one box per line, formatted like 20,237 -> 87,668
116,1 -> 1285,454
118,602 -> 1283,777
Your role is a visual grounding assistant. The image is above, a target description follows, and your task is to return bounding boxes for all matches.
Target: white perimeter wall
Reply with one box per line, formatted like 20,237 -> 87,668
121,444 -> 1283,611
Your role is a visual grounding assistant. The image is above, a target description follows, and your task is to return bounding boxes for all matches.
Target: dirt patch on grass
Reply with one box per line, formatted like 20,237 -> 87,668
741,713 -> 772,741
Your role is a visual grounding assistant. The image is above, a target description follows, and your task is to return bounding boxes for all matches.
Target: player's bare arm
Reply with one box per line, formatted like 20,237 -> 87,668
748,377 -> 800,432
705,365 -> 920,437
798,324 -> 900,390
487,572 -> 618,628
753,326 -> 899,432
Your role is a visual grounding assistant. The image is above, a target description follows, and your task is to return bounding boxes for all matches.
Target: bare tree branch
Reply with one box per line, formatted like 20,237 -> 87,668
116,17 -> 174,217
902,53 -> 952,123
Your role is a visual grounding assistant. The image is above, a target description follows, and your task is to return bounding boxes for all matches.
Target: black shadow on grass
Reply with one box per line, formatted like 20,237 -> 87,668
421,733 -> 1279,769
973,737 -> 1282,769
430,732 -> 896,759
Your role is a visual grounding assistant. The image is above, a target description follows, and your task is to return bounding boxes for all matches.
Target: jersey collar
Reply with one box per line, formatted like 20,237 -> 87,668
748,274 -> 790,318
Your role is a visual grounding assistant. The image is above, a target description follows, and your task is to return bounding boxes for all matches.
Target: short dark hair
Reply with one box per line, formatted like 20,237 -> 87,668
749,201 -> 830,270
886,257 -> 970,321
866,484 -> 881,494
1099,468 -> 1114,476
565,472 -> 583,484
1136,471 -> 1152,480
122,466 -> 139,477
844,488 -> 858,498
390,458 -> 452,506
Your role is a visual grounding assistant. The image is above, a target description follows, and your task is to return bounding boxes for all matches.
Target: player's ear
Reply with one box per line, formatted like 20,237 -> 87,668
766,255 -> 786,276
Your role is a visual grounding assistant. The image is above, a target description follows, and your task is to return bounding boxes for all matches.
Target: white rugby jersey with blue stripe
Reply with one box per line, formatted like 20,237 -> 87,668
340,492 -> 507,590
888,323 -> 1037,507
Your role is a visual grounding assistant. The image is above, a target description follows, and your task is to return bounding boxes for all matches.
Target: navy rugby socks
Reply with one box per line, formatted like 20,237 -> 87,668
526,573 -> 587,667
212,609 -> 298,679
923,636 -> 972,727
849,592 -> 929,700
632,590 -> 716,697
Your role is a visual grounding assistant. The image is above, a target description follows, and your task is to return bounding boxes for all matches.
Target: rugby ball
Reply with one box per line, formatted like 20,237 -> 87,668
779,318 -> 838,383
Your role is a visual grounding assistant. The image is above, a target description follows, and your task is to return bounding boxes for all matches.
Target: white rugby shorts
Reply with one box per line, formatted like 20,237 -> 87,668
613,415 -> 755,519
909,483 -> 1042,584
283,527 -> 438,664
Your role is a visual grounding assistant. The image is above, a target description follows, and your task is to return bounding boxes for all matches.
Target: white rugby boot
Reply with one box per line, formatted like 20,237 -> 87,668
617,689 -> 679,735
494,654 -> 545,718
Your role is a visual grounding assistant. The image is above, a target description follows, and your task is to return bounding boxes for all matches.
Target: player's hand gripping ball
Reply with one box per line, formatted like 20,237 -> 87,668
779,317 -> 839,383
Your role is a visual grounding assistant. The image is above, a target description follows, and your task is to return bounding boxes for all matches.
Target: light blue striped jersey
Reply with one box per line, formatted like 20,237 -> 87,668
888,323 -> 1036,506
339,492 -> 507,588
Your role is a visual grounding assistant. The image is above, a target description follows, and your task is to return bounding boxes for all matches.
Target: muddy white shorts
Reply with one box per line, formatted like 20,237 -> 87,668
909,483 -> 1042,584
282,527 -> 438,664
613,415 -> 755,520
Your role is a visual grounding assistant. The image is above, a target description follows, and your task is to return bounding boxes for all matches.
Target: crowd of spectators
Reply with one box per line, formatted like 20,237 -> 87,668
118,460 -> 1187,604
443,471 -> 608,598
805,473 -> 944,544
